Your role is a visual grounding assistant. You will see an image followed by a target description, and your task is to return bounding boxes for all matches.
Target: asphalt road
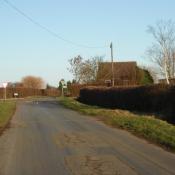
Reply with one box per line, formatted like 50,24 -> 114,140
0,99 -> 175,175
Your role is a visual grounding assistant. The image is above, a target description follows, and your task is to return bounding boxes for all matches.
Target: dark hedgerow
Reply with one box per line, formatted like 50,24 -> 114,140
78,85 -> 175,124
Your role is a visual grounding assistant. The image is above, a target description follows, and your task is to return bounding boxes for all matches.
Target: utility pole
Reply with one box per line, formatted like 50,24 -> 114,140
173,52 -> 175,78
110,42 -> 115,86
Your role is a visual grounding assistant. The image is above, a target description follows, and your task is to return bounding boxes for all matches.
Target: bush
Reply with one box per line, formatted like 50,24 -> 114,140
78,85 -> 175,124
137,68 -> 154,85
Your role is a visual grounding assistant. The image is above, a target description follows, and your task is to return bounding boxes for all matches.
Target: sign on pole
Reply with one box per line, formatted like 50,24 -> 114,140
60,80 -> 67,96
2,82 -> 8,88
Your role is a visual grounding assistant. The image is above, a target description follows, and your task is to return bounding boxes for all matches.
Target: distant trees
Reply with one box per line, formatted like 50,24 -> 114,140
147,20 -> 175,84
21,76 -> 45,89
7,82 -> 23,88
68,55 -> 103,83
46,84 -> 52,89
46,84 -> 56,89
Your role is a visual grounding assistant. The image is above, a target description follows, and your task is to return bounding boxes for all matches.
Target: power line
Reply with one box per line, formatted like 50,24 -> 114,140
3,0 -> 108,49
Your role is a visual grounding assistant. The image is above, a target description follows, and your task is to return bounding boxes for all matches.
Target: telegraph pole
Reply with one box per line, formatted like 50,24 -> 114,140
110,42 -> 115,86
173,52 -> 175,78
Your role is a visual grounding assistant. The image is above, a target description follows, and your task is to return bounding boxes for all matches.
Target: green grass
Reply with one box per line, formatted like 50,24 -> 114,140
0,101 -> 16,130
59,97 -> 175,152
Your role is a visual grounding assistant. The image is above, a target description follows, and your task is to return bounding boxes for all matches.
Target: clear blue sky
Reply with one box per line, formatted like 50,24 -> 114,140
0,0 -> 175,86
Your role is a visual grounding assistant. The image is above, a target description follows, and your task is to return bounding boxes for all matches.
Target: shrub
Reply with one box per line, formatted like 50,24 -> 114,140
137,68 -> 154,85
0,88 -> 60,98
78,85 -> 175,124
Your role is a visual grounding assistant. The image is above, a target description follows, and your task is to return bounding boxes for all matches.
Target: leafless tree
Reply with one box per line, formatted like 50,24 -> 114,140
68,55 -> 83,83
21,76 -> 45,89
68,55 -> 103,83
147,20 -> 175,84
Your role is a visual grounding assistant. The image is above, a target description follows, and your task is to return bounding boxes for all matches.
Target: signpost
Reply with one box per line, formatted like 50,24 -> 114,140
60,80 -> 67,96
2,82 -> 8,101
105,79 -> 111,87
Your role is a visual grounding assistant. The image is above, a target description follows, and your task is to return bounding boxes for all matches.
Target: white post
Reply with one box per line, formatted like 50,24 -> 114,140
2,82 -> 8,101
62,86 -> 64,97
60,80 -> 65,97
4,87 -> 6,101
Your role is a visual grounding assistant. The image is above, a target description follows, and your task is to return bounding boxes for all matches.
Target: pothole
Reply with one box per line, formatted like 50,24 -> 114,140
54,132 -> 108,148
65,155 -> 138,175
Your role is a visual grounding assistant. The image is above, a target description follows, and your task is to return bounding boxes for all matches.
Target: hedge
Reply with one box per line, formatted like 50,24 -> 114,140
0,88 -> 60,98
78,85 -> 175,124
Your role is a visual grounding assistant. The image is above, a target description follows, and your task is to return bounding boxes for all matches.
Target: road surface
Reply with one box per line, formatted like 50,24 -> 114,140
0,99 -> 175,175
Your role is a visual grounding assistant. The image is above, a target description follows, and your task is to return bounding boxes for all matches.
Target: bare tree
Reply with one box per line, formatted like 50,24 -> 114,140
147,20 -> 175,84
68,55 -> 103,83
68,55 -> 83,83
22,76 -> 45,89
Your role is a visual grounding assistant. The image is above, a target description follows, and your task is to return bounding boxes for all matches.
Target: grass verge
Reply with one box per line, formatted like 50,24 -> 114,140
0,101 -> 16,133
59,97 -> 175,152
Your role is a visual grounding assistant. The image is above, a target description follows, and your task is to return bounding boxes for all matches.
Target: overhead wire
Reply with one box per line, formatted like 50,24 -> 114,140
3,0 -> 108,49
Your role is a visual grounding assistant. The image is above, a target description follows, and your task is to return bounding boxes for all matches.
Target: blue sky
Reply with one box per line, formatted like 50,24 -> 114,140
0,0 -> 175,86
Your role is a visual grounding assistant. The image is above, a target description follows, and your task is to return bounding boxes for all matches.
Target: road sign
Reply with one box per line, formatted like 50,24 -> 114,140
2,82 -> 8,88
14,93 -> 19,98
60,80 -> 65,85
